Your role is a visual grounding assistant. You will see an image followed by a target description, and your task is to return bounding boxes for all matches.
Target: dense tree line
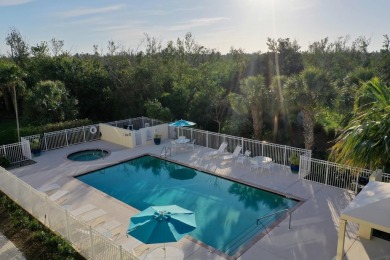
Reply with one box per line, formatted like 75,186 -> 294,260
1,28 -> 390,160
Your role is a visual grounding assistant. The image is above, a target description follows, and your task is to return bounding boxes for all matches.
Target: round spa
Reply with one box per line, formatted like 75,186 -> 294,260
67,149 -> 109,161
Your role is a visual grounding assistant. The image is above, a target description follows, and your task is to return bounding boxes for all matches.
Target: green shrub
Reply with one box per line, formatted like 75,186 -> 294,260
0,156 -> 10,168
289,153 -> 300,165
20,119 -> 93,137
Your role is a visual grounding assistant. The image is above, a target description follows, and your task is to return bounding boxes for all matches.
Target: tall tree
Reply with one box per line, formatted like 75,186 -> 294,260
229,75 -> 268,139
284,67 -> 333,149
23,80 -> 78,124
5,27 -> 29,67
330,78 -> 390,169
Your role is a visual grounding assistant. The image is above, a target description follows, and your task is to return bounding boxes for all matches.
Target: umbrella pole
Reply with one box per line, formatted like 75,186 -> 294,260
164,243 -> 166,259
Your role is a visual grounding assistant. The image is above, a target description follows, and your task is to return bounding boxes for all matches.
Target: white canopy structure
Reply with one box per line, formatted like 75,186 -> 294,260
336,181 -> 390,259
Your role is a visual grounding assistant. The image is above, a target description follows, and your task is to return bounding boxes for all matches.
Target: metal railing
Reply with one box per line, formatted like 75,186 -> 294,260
299,156 -> 374,193
257,209 -> 292,230
0,140 -> 32,164
382,173 -> 390,183
105,117 -> 164,130
22,125 -> 101,152
0,166 -> 137,260
169,126 -> 312,167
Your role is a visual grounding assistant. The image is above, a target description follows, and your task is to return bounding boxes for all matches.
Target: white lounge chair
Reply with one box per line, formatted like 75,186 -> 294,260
69,204 -> 96,217
81,209 -> 107,223
221,145 -> 242,160
38,183 -> 60,193
204,142 -> 228,159
95,220 -> 122,240
49,190 -> 68,202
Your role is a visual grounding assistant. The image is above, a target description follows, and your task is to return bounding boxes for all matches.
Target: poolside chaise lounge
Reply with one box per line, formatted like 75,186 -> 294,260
220,145 -> 242,160
37,183 -> 60,193
80,209 -> 107,223
48,190 -> 68,202
204,142 -> 228,159
69,204 -> 96,217
95,219 -> 122,240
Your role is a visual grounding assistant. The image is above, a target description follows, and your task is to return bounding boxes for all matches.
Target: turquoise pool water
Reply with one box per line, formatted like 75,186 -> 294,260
76,155 -> 298,256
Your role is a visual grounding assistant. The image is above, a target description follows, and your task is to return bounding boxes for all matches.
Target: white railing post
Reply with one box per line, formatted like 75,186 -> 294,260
65,210 -> 71,240
119,245 -> 123,260
83,126 -> 86,142
325,163 -> 329,186
90,226 -> 95,258
284,146 -> 287,166
44,135 -> 48,151
206,131 -> 209,148
45,196 -> 50,227
3,146 -> 6,157
354,173 -> 359,194
261,142 -> 264,156
65,129 -> 69,146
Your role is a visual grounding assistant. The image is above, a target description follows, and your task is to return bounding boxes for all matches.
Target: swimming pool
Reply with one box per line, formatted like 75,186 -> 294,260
76,155 -> 299,257
67,149 -> 109,161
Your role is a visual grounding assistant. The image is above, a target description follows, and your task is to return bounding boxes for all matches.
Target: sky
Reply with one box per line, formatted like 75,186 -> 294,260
0,0 -> 389,55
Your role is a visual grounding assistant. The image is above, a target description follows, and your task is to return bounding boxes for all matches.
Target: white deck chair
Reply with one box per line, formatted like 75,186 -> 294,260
171,140 -> 178,151
38,183 -> 60,193
249,159 -> 261,172
49,190 -> 68,202
221,145 -> 242,160
235,150 -> 251,166
69,204 -> 96,217
186,139 -> 195,151
81,209 -> 107,223
204,142 -> 228,158
95,220 -> 122,240
260,159 -> 273,173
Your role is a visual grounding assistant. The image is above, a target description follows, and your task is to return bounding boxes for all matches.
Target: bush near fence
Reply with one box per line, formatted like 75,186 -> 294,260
20,119 -> 93,137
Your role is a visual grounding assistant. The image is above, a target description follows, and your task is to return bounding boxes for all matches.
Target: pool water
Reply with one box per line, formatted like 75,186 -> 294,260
67,149 -> 108,161
76,155 -> 298,256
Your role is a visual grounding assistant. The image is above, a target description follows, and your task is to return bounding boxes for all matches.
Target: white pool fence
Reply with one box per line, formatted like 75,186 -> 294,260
0,140 -> 32,164
0,166 -> 137,260
4,116 -> 389,193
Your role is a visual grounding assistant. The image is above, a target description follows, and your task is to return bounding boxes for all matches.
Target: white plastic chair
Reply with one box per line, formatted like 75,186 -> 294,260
249,159 -> 261,172
171,140 -> 178,151
236,150 -> 251,166
186,139 -> 195,151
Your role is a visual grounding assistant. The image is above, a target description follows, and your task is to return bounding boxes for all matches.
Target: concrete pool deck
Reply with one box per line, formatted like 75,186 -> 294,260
9,140 -> 390,260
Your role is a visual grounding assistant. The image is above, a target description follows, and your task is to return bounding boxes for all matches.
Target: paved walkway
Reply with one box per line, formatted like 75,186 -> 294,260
0,231 -> 26,260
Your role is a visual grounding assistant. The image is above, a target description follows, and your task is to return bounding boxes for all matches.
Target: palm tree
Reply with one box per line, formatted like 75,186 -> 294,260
330,77 -> 390,169
228,75 -> 268,139
284,67 -> 333,150
0,60 -> 26,141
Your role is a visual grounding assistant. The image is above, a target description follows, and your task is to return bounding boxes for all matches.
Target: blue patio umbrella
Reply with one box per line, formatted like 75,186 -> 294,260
169,119 -> 196,127
127,205 -> 196,244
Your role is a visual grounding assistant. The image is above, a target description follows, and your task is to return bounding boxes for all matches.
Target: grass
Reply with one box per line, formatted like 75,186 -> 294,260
0,191 -> 85,260
0,119 -> 17,145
